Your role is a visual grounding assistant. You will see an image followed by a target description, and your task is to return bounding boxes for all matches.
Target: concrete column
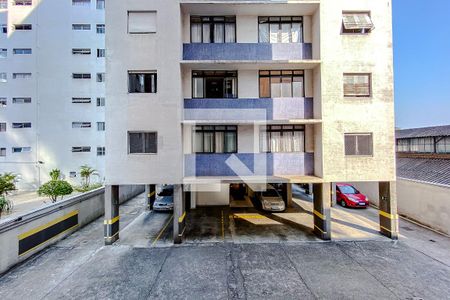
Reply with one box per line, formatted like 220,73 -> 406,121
145,184 -> 156,210
378,181 -> 399,239
190,190 -> 197,209
331,183 -> 337,207
308,183 -> 313,195
173,184 -> 186,244
283,183 -> 293,207
313,182 -> 331,240
104,185 -> 120,245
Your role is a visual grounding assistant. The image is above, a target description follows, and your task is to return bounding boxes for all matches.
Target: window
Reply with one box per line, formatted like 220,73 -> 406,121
96,24 -> 105,34
128,71 -> 156,93
14,0 -> 32,6
14,24 -> 32,30
0,73 -> 6,82
12,147 -> 31,153
343,74 -> 371,97
0,49 -> 6,58
72,97 -> 91,103
97,122 -> 105,131
73,73 -> 91,79
69,171 -> 77,178
12,122 -> 31,128
259,70 -> 304,98
193,125 -> 237,153
402,137 -> 435,153
0,0 -> 7,9
72,146 -> 91,153
128,11 -> 157,34
72,48 -> 91,55
345,133 -> 373,156
258,17 -> 303,43
72,122 -> 91,128
96,73 -> 105,82
190,16 -> 236,43
72,24 -> 91,31
13,73 -> 31,79
1,25 -> 6,34
342,12 -> 374,34
128,132 -> 157,154
13,48 -> 32,55
72,0 -> 89,6
0,98 -> 6,106
97,146 -> 105,156
0,148 -> 5,156
96,97 -> 105,106
260,125 -> 305,153
12,97 -> 31,103
97,48 -> 105,57
437,137 -> 450,154
96,0 -> 104,10
192,70 -> 237,99
0,123 -> 5,132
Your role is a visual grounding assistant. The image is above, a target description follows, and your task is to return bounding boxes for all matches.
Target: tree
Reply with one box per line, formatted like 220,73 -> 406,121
38,180 -> 73,203
80,165 -> 96,187
0,173 -> 17,197
0,196 -> 13,218
49,169 -> 61,181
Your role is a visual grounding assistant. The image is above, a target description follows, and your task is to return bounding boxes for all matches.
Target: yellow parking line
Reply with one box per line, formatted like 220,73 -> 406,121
151,215 -> 173,247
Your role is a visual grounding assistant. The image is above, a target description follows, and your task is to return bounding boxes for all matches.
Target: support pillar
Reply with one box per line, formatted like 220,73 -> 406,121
282,183 -> 292,207
190,190 -> 197,209
145,184 -> 156,210
378,181 -> 399,239
104,185 -> 120,245
313,183 -> 331,240
331,183 -> 337,207
173,185 -> 186,244
308,183 -> 313,195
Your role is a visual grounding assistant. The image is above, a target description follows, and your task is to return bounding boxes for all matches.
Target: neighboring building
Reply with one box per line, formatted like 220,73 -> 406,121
395,125 -> 450,235
105,0 -> 397,244
0,0 -> 106,190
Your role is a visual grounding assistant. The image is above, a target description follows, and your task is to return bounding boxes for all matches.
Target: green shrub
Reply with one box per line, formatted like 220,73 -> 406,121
74,183 -> 103,193
0,173 -> 17,197
0,196 -> 13,218
38,180 -> 73,203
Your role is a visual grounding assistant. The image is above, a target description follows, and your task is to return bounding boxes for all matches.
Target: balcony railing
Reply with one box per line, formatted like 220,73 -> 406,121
184,152 -> 314,177
184,98 -> 313,121
183,43 -> 313,61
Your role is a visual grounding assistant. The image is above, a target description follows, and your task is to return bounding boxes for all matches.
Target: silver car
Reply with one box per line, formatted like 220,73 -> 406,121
153,186 -> 174,212
257,187 -> 286,212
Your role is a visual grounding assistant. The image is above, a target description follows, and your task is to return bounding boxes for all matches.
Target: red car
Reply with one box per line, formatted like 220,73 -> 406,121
336,183 -> 369,208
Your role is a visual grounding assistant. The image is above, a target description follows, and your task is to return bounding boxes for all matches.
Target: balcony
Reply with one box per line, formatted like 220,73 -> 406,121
183,43 -> 312,61
184,98 -> 313,122
184,153 -> 314,177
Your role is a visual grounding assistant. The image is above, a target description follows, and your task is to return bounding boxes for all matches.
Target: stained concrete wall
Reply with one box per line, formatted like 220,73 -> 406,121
0,185 -> 144,274
195,183 -> 230,206
351,180 -> 450,235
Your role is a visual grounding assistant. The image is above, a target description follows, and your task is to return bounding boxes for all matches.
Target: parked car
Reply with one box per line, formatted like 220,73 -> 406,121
336,183 -> 369,208
153,185 -> 174,212
256,185 -> 286,212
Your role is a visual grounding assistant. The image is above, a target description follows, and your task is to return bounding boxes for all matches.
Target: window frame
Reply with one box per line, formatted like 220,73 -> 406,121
260,125 -> 305,153
72,24 -> 91,31
0,147 -> 6,156
193,125 -> 238,154
72,97 -> 91,103
13,48 -> 32,55
72,48 -> 91,55
190,16 -> 236,44
12,122 -> 32,129
96,97 -> 105,106
258,16 -> 304,44
191,70 -> 238,99
342,11 -> 374,35
97,48 -> 105,58
343,73 -> 372,98
97,122 -> 105,131
128,131 -> 158,154
14,24 -> 32,30
258,70 -> 305,98
72,146 -> 91,153
344,133 -> 373,156
128,71 -> 157,93
12,147 -> 31,153
73,73 -> 91,79
96,24 -> 105,34
13,0 -> 32,6
12,97 -> 32,104
97,146 -> 105,156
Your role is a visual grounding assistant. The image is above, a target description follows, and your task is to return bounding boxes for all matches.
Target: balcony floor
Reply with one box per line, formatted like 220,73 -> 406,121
183,175 -> 323,184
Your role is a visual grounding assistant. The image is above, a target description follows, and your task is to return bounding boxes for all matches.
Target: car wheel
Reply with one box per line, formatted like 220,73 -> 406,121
341,200 -> 346,207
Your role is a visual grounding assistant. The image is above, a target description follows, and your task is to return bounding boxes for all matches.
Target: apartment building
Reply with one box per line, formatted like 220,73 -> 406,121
0,0 -> 106,189
105,0 -> 397,244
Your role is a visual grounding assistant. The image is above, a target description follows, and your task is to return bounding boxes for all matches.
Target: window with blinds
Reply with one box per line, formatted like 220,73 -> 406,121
342,12 -> 374,34
345,133 -> 373,156
190,16 -> 236,43
128,11 -> 157,34
343,74 -> 371,97
260,125 -> 305,153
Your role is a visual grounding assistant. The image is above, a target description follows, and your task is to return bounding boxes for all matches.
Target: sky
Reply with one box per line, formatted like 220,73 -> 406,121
393,0 -> 450,129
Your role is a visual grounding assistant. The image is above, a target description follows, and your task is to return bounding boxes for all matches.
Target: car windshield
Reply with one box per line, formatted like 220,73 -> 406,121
262,190 -> 279,197
157,197 -> 173,203
158,189 -> 173,196
339,185 -> 358,194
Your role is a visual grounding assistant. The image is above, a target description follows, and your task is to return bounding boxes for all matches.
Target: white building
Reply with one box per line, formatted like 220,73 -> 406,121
0,0 -> 106,190
105,0 -> 398,244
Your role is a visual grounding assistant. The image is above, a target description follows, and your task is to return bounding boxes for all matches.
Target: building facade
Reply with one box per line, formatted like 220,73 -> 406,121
0,0 -> 106,190
105,0 -> 397,243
